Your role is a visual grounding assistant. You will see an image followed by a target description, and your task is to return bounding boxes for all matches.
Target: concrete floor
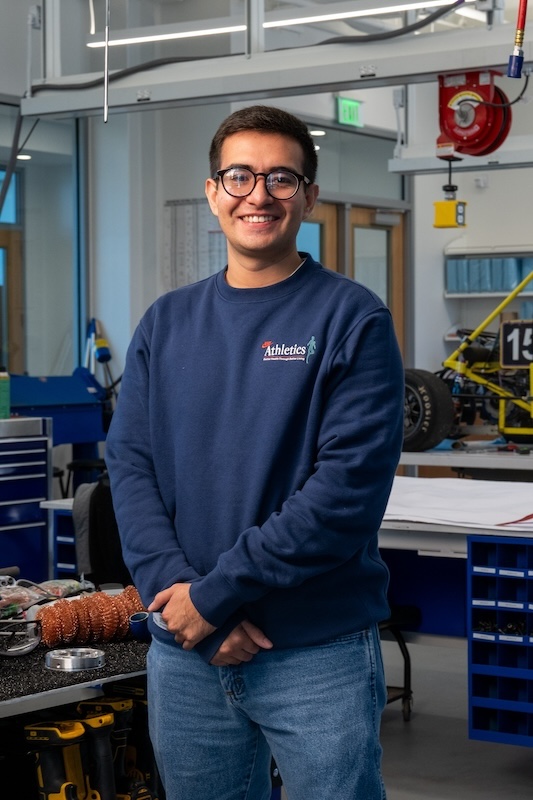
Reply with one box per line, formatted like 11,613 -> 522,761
280,637 -> 533,799
380,638 -> 533,800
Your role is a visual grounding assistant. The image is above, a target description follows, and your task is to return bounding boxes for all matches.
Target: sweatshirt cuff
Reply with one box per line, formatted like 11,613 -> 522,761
193,610 -> 246,663
189,566 -> 243,627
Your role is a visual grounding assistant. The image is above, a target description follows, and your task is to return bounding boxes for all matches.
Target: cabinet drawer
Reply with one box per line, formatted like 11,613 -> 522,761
0,499 -> 45,527
0,523 -> 48,582
0,437 -> 47,456
0,474 -> 48,502
0,463 -> 47,479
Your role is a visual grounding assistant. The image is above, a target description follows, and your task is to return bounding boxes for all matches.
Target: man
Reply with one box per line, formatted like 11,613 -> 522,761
106,104 -> 404,800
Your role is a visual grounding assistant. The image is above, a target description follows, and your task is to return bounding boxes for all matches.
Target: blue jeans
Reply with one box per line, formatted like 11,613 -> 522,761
147,625 -> 387,800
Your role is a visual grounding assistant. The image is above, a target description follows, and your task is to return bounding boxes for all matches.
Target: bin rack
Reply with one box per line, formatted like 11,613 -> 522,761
469,535 -> 533,746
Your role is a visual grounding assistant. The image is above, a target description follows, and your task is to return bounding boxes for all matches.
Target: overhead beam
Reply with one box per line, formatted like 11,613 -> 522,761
21,25 -> 532,119
389,149 -> 533,173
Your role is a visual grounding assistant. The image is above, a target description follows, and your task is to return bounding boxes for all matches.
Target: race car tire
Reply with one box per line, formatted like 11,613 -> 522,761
403,368 -> 455,452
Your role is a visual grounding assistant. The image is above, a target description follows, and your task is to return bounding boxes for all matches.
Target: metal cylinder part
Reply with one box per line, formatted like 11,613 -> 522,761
45,647 -> 106,671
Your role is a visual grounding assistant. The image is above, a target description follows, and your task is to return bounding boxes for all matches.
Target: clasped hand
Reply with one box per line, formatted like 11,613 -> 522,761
147,583 -> 273,665
148,583 -> 214,650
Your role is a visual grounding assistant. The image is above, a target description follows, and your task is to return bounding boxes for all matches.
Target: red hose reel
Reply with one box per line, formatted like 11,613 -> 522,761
437,70 -> 512,158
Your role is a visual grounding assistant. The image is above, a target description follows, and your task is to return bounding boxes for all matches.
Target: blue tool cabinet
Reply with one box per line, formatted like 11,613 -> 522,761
53,508 -> 77,577
0,417 -> 52,582
469,535 -> 533,746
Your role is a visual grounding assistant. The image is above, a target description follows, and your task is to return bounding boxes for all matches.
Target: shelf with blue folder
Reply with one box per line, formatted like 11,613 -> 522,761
443,252 -> 533,345
445,254 -> 533,296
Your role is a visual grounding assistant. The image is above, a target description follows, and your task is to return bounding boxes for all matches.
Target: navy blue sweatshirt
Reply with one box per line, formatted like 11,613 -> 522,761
106,255 -> 404,662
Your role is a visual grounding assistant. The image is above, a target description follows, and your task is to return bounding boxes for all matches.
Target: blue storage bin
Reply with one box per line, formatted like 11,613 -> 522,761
521,257 -> 533,291
491,258 -> 503,292
479,258 -> 492,292
502,258 -> 520,291
456,259 -> 469,293
445,258 -> 458,293
469,259 -> 481,292
520,300 -> 533,320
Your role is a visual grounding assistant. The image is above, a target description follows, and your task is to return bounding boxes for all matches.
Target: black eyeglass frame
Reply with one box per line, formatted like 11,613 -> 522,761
216,168 -> 311,199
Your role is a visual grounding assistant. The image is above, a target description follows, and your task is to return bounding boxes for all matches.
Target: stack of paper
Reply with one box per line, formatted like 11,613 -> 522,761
384,476 -> 533,531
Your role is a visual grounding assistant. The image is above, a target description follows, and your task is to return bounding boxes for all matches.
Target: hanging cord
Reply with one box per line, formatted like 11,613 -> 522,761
88,0 -> 96,36
508,0 -> 528,77
17,117 -> 40,153
457,71 -> 530,109
442,158 -> 459,198
103,0 -> 110,122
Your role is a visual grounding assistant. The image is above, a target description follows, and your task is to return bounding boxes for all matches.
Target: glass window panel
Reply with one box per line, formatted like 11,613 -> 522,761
0,248 -> 6,367
354,227 -> 388,305
0,105 -> 76,376
297,220 -> 321,261
59,0 -> 247,77
0,170 -> 17,224
24,157 -> 75,375
316,127 -> 402,201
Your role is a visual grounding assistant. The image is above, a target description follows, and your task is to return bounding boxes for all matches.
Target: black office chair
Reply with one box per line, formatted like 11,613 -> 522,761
379,605 -> 421,721
65,458 -> 107,498
72,472 -> 132,589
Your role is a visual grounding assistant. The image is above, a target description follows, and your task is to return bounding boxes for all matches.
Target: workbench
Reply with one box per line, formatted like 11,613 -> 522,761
34,464 -> 533,753
0,638 -> 281,798
0,639 -> 154,799
0,640 -> 149,719
379,470 -> 533,747
399,444 -> 533,481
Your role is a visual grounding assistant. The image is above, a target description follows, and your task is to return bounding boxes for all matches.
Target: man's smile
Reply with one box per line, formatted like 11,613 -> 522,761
241,214 -> 278,223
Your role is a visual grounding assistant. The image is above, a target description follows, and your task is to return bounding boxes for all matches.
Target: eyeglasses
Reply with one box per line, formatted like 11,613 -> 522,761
216,167 -> 311,199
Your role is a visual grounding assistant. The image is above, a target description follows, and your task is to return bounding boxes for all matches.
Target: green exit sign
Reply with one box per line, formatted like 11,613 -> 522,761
336,97 -> 363,128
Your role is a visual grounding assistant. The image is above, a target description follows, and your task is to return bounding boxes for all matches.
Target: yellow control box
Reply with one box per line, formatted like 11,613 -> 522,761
433,199 -> 467,228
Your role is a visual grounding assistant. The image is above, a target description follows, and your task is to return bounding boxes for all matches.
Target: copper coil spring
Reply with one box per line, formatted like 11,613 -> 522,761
35,586 -> 146,648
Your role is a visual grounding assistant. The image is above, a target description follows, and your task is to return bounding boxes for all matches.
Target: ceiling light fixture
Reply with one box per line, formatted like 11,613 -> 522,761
16,154 -> 32,161
87,24 -> 246,48
310,129 -> 327,136
454,5 -> 487,20
263,0 -> 476,28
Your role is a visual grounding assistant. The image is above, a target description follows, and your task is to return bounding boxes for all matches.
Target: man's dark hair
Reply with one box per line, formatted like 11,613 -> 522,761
209,105 -> 318,184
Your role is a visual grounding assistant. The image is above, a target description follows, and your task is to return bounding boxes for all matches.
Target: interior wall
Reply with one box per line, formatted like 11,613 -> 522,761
24,162 -> 74,374
0,2 -> 32,101
7,4 -> 533,380
89,114 -> 132,368
281,87 -> 401,133
89,102 -> 221,366
408,75 -> 533,373
412,165 -> 533,372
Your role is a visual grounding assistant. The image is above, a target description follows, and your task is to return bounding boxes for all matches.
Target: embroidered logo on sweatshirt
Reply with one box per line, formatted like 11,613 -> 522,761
261,336 -> 317,363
